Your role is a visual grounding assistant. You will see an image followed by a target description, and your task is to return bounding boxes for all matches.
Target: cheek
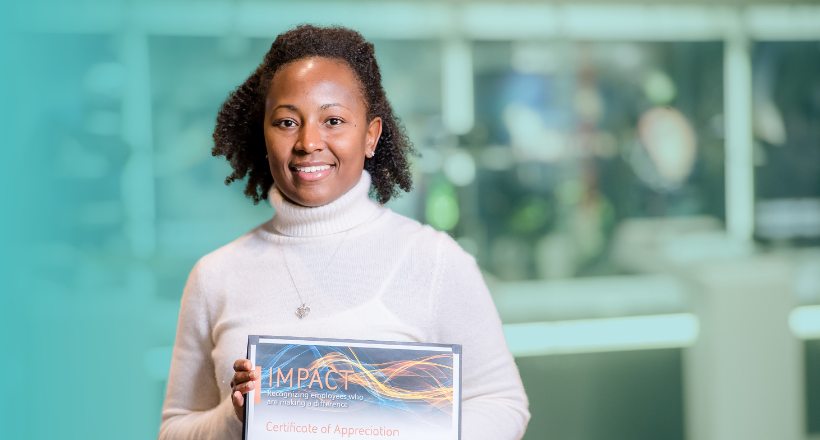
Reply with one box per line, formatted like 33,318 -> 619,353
268,154 -> 290,176
264,133 -> 290,166
331,128 -> 368,157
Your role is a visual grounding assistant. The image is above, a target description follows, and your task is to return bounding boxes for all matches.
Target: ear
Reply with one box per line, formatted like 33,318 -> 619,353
365,117 -> 383,157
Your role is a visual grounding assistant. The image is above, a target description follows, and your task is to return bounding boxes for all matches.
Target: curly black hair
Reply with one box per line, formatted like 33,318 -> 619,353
212,24 -> 415,204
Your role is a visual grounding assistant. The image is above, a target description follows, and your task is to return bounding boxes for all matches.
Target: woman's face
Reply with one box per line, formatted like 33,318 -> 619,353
264,57 -> 382,207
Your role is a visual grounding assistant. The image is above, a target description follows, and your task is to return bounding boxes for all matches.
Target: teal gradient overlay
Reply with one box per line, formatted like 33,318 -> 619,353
0,4 -> 274,439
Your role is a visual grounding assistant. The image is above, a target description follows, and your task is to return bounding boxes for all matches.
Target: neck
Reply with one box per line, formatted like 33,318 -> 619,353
269,171 -> 378,237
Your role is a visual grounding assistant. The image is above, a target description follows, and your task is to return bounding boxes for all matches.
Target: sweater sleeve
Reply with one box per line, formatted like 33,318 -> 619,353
432,238 -> 530,440
158,261 -> 243,440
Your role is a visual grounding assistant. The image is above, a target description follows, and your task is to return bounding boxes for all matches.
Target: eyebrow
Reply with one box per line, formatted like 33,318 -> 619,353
320,103 -> 346,110
273,103 -> 348,112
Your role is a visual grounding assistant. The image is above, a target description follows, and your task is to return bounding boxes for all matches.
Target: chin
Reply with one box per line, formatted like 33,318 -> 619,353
292,189 -> 337,207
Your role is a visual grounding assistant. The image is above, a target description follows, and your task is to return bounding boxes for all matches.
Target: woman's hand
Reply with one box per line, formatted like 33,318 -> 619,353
230,359 -> 258,422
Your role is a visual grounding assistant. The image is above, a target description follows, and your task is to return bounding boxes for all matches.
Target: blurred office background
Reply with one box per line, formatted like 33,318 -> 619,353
2,1 -> 820,439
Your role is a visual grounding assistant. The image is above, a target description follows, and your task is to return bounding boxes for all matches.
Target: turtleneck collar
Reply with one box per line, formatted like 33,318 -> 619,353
268,171 -> 379,237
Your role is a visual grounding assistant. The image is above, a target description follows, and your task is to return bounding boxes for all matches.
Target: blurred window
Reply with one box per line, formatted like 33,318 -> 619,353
413,41 -> 725,281
753,42 -> 820,246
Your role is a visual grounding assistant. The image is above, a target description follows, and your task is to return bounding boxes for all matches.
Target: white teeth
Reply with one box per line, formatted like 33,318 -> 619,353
296,165 -> 331,173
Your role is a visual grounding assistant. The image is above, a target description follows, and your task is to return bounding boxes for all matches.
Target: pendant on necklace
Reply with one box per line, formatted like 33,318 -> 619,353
296,304 -> 311,319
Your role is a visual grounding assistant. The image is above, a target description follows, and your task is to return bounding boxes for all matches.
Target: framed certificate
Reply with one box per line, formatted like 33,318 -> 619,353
243,335 -> 461,440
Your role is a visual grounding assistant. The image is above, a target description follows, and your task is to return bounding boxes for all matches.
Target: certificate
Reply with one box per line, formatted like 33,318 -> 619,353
243,335 -> 461,440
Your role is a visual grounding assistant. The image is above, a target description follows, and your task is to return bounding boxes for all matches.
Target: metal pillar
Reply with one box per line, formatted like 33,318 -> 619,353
684,255 -> 803,440
723,25 -> 755,243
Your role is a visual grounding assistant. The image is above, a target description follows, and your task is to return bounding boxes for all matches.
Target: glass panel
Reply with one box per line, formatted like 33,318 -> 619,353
753,42 -> 820,246
752,41 -> 820,438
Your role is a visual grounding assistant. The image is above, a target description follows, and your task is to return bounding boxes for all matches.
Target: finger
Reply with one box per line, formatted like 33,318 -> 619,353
231,369 -> 257,388
233,370 -> 258,385
236,380 -> 255,393
233,359 -> 251,371
232,390 -> 244,408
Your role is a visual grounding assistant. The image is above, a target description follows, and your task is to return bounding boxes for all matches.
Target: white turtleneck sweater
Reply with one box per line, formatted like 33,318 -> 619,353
159,172 -> 530,440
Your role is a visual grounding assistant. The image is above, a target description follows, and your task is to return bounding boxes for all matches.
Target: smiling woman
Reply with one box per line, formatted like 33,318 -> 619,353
212,25 -> 413,205
159,25 -> 530,440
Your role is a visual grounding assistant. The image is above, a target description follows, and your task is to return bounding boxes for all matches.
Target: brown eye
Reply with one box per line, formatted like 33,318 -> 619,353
277,119 -> 296,128
327,118 -> 342,126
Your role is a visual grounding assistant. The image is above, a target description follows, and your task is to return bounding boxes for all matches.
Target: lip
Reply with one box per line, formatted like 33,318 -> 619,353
290,161 -> 335,182
291,161 -> 334,168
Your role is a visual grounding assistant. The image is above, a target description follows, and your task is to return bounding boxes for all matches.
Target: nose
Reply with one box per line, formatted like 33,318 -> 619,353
296,121 -> 323,153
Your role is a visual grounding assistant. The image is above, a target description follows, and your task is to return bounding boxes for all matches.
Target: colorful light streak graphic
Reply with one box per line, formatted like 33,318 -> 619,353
260,345 -> 454,417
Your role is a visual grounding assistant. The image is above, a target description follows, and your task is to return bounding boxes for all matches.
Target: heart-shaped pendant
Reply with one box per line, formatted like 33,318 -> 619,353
296,305 -> 310,319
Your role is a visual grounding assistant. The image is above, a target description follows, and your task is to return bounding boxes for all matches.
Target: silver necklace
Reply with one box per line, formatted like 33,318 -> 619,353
279,230 -> 350,319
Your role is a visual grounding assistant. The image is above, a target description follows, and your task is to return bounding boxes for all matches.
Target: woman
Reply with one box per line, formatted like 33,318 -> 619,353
159,25 -> 529,440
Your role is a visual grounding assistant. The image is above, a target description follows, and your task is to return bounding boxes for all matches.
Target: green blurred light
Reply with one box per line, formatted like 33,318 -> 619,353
509,196 -> 550,234
426,182 -> 459,231
643,69 -> 677,105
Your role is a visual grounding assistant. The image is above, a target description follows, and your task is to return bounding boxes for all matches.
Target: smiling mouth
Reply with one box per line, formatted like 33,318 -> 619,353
293,164 -> 333,173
